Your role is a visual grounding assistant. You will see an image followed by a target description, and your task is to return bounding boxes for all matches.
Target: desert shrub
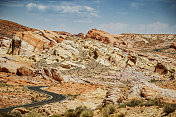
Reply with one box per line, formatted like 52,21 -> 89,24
150,79 -> 159,83
163,104 -> 176,115
0,112 -> 22,117
66,94 -> 80,100
64,109 -> 76,117
119,99 -> 163,108
80,110 -> 93,117
64,106 -> 93,117
125,100 -> 143,107
144,98 -> 162,107
102,108 -> 109,117
51,115 -> 62,117
74,106 -> 87,116
117,113 -> 125,117
119,99 -> 145,108
102,104 -> 116,117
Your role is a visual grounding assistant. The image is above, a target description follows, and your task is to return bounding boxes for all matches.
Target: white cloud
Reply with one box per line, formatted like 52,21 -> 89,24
25,3 -> 98,17
26,3 -> 47,11
60,6 -> 82,13
84,6 -> 95,12
38,5 -> 48,11
26,3 -> 36,10
98,22 -> 176,34
131,2 -> 144,8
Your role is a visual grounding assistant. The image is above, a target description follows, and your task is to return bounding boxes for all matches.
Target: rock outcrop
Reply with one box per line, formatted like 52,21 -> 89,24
16,66 -> 34,76
86,29 -> 176,50
86,29 -> 116,44
53,31 -> 72,37
7,36 -> 21,55
1,19 -> 176,116
50,69 -> 63,83
171,41 -> 176,49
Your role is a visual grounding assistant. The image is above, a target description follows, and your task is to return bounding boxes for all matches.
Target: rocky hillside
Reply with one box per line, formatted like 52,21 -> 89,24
86,29 -> 176,50
0,20 -> 73,56
0,20 -> 176,116
0,19 -> 37,38
31,37 -> 176,116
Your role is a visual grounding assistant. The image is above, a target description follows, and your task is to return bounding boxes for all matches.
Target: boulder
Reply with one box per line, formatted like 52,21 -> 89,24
154,63 -> 168,75
170,41 -> 176,49
16,66 -> 33,76
43,68 -> 50,77
0,65 -> 10,73
50,68 -> 63,83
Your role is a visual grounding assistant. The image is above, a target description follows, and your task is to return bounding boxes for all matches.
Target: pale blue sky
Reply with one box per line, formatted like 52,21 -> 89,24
0,0 -> 176,34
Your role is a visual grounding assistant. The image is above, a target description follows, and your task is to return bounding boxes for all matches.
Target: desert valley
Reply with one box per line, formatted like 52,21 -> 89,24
0,19 -> 176,117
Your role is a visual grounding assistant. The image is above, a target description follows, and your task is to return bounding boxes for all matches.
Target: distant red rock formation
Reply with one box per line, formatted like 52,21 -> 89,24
73,33 -> 84,37
86,29 -> 176,50
53,31 -> 72,37
85,29 -> 116,44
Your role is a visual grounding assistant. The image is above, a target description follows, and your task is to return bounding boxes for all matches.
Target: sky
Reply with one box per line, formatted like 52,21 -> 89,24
0,0 -> 176,34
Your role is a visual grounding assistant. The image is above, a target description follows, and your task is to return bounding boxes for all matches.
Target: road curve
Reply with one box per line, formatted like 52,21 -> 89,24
0,86 -> 66,113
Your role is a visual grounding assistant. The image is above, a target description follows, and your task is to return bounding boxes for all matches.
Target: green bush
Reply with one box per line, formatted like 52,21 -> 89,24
64,109 -> 76,117
144,99 -> 162,107
125,100 -> 143,107
51,115 -> 62,117
102,104 -> 116,117
64,106 -> 93,117
117,113 -> 125,117
80,110 -> 93,117
119,99 -> 164,108
74,106 -> 87,116
150,79 -> 159,83
163,104 -> 176,115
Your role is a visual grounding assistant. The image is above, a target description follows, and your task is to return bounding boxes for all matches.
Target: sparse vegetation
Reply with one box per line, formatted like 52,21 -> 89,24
0,112 -> 22,117
64,106 -> 93,117
163,104 -> 176,115
144,98 -> 162,107
119,98 -> 163,108
125,99 -> 143,107
119,99 -> 143,108
51,115 -> 62,117
150,79 -> 160,83
80,110 -> 93,117
102,104 -> 116,117
64,109 -> 75,117
66,94 -> 80,100
117,113 -> 125,117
